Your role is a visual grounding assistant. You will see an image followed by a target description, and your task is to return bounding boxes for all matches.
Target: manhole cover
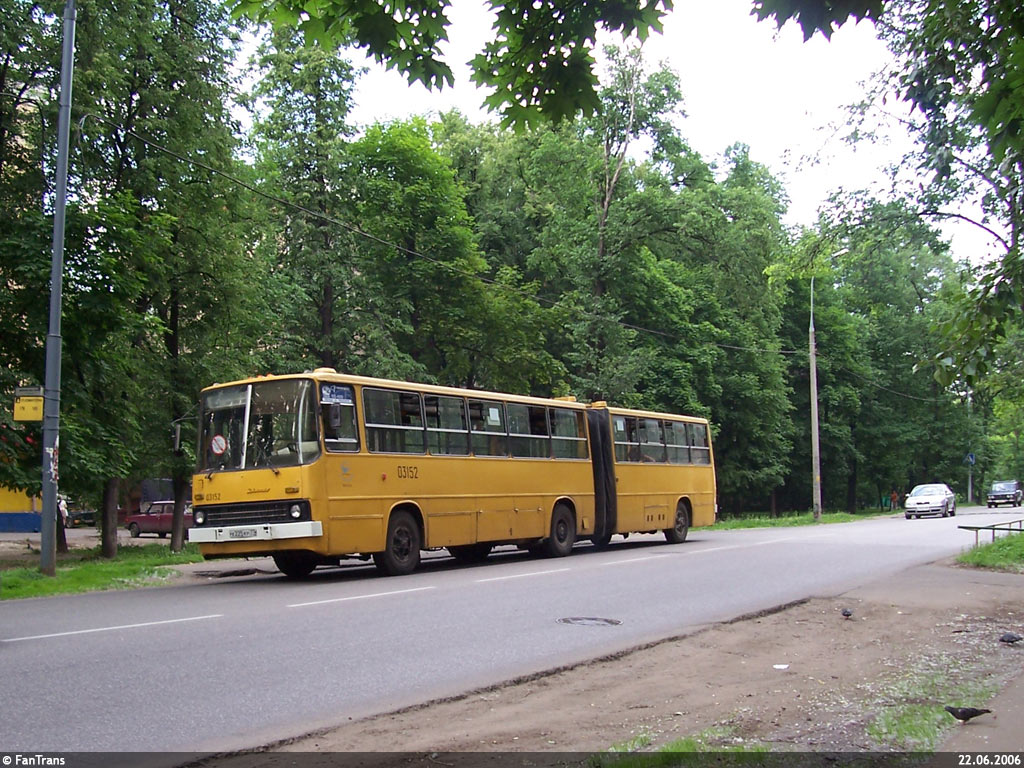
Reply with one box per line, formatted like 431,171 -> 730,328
557,616 -> 622,626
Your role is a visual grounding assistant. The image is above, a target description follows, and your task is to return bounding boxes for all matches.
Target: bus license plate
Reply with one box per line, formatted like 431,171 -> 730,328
229,528 -> 257,539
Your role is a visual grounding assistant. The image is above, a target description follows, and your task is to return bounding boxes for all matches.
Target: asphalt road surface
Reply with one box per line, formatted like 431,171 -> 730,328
1,506 -> 1016,753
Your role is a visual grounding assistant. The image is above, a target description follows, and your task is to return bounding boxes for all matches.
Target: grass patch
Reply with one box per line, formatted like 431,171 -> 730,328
591,727 -> 774,768
866,653 -> 999,751
0,543 -> 203,600
710,511 -> 890,530
957,530 -> 1024,572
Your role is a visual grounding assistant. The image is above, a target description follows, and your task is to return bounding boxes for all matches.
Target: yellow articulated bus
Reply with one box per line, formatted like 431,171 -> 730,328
188,370 -> 716,577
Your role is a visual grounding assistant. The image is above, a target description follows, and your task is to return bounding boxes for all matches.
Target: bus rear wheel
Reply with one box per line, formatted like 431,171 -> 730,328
374,510 -> 421,576
273,551 -> 318,578
447,543 -> 492,564
542,503 -> 576,558
664,502 -> 690,544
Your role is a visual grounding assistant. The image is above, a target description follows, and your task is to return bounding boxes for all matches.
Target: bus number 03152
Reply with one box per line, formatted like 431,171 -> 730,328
396,465 -> 419,479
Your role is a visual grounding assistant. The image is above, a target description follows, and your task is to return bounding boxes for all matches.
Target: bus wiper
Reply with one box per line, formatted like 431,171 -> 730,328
252,443 -> 280,475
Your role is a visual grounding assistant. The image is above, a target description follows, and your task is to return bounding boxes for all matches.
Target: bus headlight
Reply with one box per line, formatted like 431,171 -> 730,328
194,509 -> 206,525
289,504 -> 303,519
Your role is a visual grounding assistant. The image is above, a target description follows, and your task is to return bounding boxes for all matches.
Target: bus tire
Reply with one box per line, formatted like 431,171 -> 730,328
590,532 -> 613,550
543,503 -> 576,558
447,543 -> 492,564
273,551 -> 318,579
373,510 -> 421,576
664,502 -> 690,544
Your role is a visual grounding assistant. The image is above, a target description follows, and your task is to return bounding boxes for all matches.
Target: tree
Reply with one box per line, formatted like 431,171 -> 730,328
232,0 -> 672,128
36,0 -> 254,554
755,0 -> 1024,386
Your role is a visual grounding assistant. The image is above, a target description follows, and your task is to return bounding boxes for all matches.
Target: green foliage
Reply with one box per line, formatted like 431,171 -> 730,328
231,0 -> 672,128
0,544 -> 203,600
709,511 -> 889,528
752,0 -> 885,40
957,531 -> 1024,572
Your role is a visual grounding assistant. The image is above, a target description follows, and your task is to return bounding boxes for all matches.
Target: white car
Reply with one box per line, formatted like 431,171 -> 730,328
904,483 -> 956,519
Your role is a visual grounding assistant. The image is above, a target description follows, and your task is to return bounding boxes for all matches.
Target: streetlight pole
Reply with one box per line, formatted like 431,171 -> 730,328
809,248 -> 848,521
40,0 -> 77,576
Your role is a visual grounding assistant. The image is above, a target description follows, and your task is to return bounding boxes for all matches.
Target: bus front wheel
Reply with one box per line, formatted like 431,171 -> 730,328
543,503 -> 576,558
374,510 -> 422,576
664,502 -> 690,544
273,551 -> 318,579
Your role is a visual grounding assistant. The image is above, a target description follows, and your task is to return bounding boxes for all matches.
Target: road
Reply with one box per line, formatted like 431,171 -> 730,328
0,506 -> 1017,753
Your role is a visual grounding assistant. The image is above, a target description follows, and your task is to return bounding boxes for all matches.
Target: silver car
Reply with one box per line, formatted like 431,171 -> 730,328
904,483 -> 956,519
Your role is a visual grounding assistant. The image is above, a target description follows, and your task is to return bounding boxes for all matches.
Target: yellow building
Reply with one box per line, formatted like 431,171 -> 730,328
0,485 -> 41,532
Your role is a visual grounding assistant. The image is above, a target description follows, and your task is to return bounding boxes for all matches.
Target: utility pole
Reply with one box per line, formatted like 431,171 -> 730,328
809,275 -> 822,521
809,248 -> 848,521
40,0 -> 77,576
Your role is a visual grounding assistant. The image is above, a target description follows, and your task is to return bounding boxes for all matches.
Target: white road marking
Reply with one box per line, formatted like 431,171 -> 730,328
687,537 -> 796,554
476,568 -> 570,583
602,554 -> 672,566
2,614 -> 223,643
287,586 -> 435,608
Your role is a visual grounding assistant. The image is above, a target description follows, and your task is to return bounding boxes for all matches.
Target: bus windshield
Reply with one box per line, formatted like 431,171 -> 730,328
198,378 -> 320,472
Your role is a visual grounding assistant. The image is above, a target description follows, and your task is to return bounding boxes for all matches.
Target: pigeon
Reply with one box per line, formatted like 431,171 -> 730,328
944,706 -> 991,723
999,632 -> 1022,645
841,608 -> 853,619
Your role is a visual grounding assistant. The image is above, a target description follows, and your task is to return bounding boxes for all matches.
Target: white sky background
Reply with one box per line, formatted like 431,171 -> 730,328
344,0 -> 998,262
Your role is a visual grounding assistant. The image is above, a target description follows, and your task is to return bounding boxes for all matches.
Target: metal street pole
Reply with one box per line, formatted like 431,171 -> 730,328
40,0 -> 77,576
809,275 -> 822,521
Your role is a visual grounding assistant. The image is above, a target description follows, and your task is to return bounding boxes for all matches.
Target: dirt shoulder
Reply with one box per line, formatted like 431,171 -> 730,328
222,559 -> 1023,760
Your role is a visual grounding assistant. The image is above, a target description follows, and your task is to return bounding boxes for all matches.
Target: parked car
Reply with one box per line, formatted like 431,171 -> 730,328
65,507 -> 95,528
904,483 -> 956,519
987,480 -> 1022,508
124,500 -> 193,538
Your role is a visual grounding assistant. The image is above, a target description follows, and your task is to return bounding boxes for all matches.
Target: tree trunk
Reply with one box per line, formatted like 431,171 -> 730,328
101,477 -> 119,559
846,458 -> 857,514
170,473 -> 190,553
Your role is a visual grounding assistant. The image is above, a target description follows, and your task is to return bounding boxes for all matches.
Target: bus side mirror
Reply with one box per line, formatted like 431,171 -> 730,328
325,404 -> 343,429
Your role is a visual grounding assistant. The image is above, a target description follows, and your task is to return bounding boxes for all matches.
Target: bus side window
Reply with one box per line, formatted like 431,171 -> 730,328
508,403 -> 550,458
639,418 -> 667,463
688,422 -> 711,465
550,408 -> 588,459
364,388 -> 425,454
665,421 -> 690,464
468,399 -> 507,456
321,384 -> 359,452
613,416 -> 641,462
425,395 -> 469,455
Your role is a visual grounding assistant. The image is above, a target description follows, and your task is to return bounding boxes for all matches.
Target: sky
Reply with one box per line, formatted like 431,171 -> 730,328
345,0 -> 998,262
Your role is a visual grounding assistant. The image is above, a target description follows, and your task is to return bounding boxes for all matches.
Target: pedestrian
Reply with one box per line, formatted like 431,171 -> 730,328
58,496 -> 68,527
890,489 -> 899,510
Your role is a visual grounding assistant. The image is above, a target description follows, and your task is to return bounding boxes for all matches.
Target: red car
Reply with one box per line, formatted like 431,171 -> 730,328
125,500 -> 193,538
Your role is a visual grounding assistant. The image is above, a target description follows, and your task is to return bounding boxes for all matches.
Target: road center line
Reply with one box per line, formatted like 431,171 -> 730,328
2,614 -> 224,643
689,537 -> 795,555
287,586 -> 435,608
476,568 -> 570,583
602,554 -> 671,566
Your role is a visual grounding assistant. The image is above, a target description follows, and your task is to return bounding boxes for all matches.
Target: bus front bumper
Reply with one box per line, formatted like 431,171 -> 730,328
188,520 -> 323,543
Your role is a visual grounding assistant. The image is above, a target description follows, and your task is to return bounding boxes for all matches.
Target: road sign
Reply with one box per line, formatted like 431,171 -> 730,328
965,453 -> 976,465
14,396 -> 43,421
